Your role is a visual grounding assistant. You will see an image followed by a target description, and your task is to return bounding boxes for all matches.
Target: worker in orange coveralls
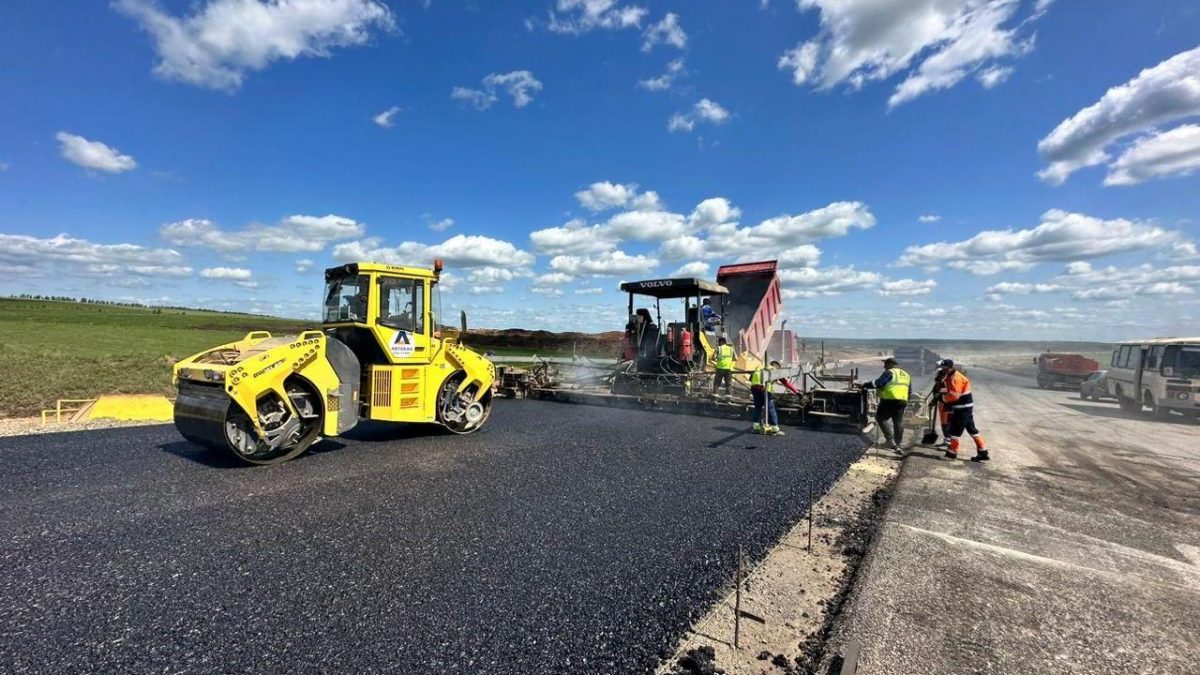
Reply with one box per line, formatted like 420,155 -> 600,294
936,359 -> 990,462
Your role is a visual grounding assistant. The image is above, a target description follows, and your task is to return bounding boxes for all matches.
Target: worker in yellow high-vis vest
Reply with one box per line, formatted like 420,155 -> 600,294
749,361 -> 791,435
712,336 -> 735,399
865,357 -> 911,454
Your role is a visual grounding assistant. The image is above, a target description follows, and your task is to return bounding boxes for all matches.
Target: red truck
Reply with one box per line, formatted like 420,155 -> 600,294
1035,353 -> 1100,389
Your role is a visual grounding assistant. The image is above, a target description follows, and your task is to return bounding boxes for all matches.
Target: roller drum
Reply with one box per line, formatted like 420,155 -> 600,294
173,380 -> 233,450
173,379 -> 321,465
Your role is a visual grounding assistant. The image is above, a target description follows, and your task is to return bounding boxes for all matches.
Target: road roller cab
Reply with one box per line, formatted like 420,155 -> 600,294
172,261 -> 496,465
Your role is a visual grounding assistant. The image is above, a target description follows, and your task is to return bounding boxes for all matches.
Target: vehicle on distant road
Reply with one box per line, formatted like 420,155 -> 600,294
893,345 -> 942,376
1107,337 -> 1200,419
1035,352 -> 1100,389
1079,370 -> 1114,401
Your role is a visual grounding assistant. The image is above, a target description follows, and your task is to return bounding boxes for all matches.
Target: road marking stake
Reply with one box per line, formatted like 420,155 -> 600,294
733,544 -> 743,649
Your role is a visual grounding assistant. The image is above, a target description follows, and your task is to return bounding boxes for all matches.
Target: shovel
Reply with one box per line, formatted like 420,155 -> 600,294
921,401 -> 940,446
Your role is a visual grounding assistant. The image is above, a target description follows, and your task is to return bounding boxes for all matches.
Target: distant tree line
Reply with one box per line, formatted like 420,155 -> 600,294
1,294 -> 265,317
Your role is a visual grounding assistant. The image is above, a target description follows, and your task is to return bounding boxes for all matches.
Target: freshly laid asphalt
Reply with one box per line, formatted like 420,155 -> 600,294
0,400 -> 863,674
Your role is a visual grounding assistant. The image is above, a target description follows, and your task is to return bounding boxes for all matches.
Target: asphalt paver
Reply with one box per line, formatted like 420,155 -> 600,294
0,400 -> 863,674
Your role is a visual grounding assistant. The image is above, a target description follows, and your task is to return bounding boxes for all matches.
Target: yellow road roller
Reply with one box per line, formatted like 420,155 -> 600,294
172,261 -> 496,464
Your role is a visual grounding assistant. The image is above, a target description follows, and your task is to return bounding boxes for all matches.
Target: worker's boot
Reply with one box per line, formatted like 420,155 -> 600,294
767,425 -> 786,436
971,450 -> 991,462
752,422 -> 764,434
891,441 -> 903,455
943,450 -> 958,459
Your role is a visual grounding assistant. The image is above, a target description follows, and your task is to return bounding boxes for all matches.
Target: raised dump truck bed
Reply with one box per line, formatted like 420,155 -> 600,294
717,260 -> 782,358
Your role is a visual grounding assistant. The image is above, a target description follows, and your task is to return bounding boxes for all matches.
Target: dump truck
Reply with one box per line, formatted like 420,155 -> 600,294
1035,352 -> 1099,389
172,261 -> 496,464
893,345 -> 943,376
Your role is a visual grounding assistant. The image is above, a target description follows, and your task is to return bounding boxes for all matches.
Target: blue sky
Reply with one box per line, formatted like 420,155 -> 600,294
1,0 -> 1198,341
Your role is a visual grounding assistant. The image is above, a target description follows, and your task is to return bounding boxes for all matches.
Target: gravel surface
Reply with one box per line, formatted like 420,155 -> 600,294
0,400 -> 863,674
0,416 -> 163,437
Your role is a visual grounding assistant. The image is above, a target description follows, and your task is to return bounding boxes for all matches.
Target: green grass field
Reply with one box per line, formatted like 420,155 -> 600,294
0,299 -> 309,417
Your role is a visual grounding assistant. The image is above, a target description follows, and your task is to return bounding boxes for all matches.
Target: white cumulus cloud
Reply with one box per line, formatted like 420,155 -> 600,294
977,65 -> 1013,89
114,0 -> 395,91
670,261 -> 710,277
162,214 -> 365,254
638,58 -> 685,91
778,0 -> 1047,108
535,272 -> 576,285
667,114 -> 695,133
550,250 -> 658,277
373,106 -> 402,128
0,233 -> 184,282
453,70 -> 543,110
334,234 -> 535,270
544,0 -> 647,34
1104,124 -> 1200,187
878,278 -> 937,296
779,266 -> 881,298
642,12 -> 686,52
668,98 -> 731,133
55,132 -> 137,173
1038,46 -> 1200,185
576,181 -> 640,211
202,267 -> 259,288
660,200 -> 872,262
899,209 -> 1192,274
530,219 -> 615,255
201,266 -> 252,281
984,281 -> 1061,295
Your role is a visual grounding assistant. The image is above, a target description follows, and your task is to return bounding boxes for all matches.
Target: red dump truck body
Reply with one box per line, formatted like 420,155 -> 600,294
716,260 -> 781,359
1036,353 -> 1100,389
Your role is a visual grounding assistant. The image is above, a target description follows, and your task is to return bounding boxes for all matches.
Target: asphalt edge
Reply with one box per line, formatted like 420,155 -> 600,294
803,451 -> 911,674
656,446 -> 904,675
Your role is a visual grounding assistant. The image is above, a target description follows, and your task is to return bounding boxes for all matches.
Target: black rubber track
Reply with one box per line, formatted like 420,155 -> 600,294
0,400 -> 864,674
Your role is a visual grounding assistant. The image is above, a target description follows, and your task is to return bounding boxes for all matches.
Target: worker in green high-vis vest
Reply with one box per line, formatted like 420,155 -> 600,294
864,357 -> 911,454
712,336 -> 735,399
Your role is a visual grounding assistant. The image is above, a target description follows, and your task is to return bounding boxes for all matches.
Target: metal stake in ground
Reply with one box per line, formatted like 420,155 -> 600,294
734,544 -> 743,649
808,480 -> 814,552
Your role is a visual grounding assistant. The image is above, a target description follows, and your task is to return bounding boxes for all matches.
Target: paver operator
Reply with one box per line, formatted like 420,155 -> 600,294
701,297 -> 721,331
936,359 -> 990,462
864,357 -> 910,454
713,336 -> 735,399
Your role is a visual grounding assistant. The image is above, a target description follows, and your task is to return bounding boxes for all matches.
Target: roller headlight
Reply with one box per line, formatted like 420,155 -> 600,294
1177,392 -> 1190,401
